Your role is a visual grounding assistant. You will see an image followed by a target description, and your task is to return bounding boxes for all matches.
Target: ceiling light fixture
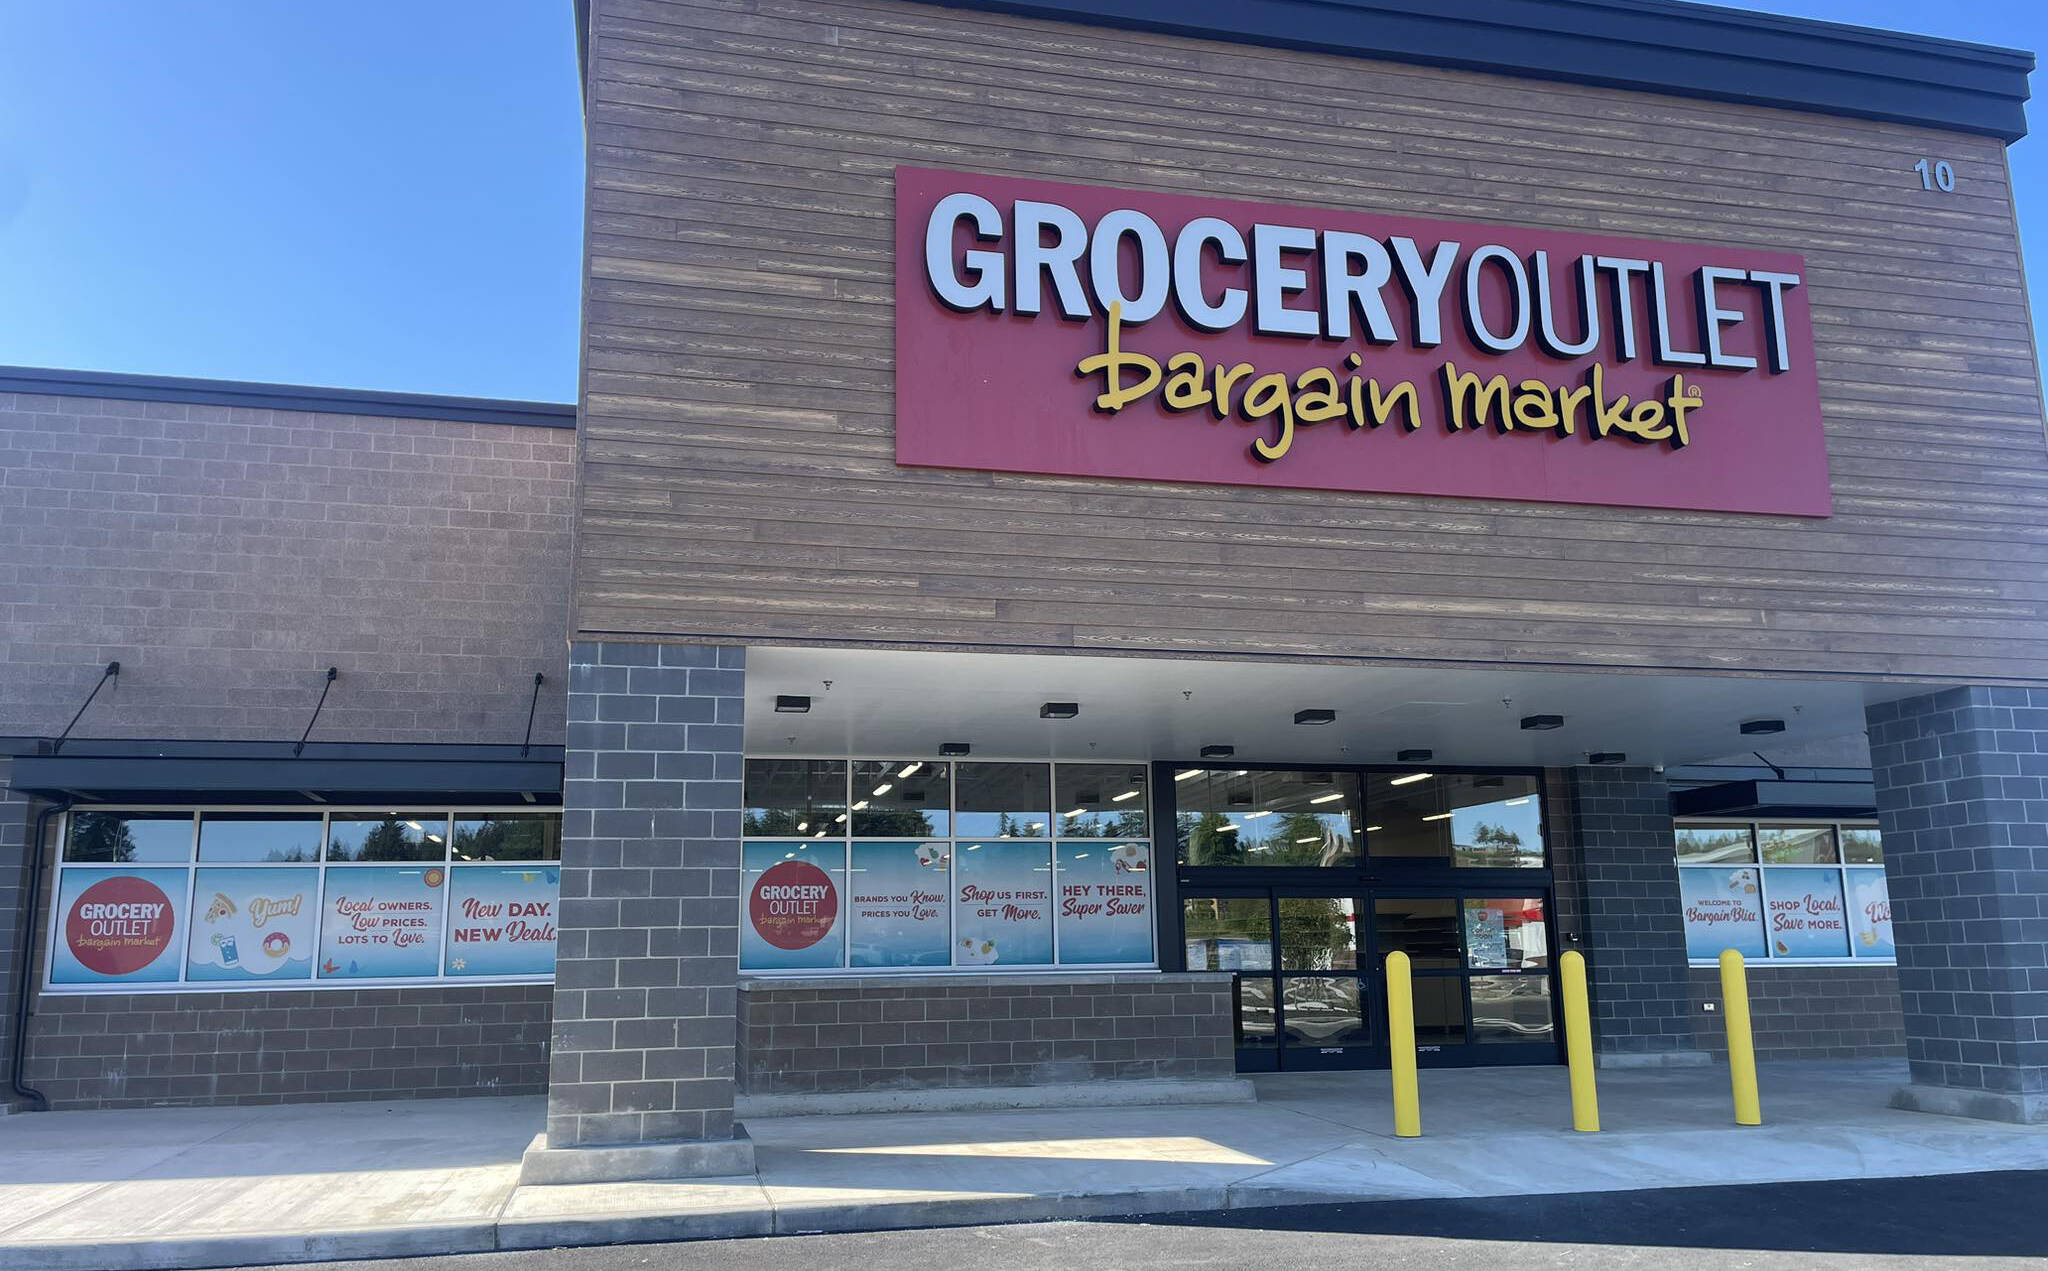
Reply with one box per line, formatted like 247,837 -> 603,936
1504,798 -> 1530,808
940,742 -> 970,757
1175,769 -> 1202,781
1397,749 -> 1433,763
1293,708 -> 1336,726
1295,836 -> 1320,844
1520,714 -> 1564,731
1366,825 -> 1383,832
1740,719 -> 1787,736
872,783 -> 893,797
851,800 -> 869,810
1389,772 -> 1434,786
1200,745 -> 1235,759
1589,752 -> 1627,765
775,695 -> 811,714
1040,702 -> 1080,719
1422,812 -> 1454,822
1065,808 -> 1088,818
1217,824 -> 1240,833
898,762 -> 923,778
1112,790 -> 1141,802
1309,792 -> 1344,805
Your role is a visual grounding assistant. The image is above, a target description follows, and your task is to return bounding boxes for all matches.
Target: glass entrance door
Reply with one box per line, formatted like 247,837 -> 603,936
1371,892 -> 1559,1066
1183,889 -> 1375,1071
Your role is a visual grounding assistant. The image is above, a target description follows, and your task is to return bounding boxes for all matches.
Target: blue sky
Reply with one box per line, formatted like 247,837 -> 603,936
0,1 -> 2038,404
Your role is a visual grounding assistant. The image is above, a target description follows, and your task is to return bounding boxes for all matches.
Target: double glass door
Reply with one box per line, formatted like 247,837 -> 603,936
1182,886 -> 1558,1071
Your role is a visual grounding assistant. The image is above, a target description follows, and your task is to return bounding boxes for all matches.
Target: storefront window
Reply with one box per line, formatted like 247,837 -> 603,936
1175,769 -> 1362,866
743,757 -> 1152,972
1366,773 -> 1544,867
1470,975 -> 1553,1044
1676,820 -> 1890,963
1057,764 -> 1149,838
1182,896 -> 1273,971
46,807 -> 562,992
851,760 -> 950,837
744,759 -> 847,837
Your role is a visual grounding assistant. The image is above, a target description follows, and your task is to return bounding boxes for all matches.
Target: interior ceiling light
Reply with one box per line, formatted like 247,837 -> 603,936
1112,790 -> 1141,802
1309,792 -> 1344,805
940,742 -> 970,756
1200,745 -> 1234,759
872,783 -> 894,796
1520,714 -> 1564,731
1065,807 -> 1088,818
1389,772 -> 1433,786
1175,769 -> 1202,781
1740,719 -> 1787,735
775,695 -> 811,714
1397,749 -> 1432,763
1366,824 -> 1383,832
1293,708 -> 1336,726
1040,701 -> 1080,719
1422,812 -> 1454,822
898,762 -> 923,777
1295,836 -> 1321,844
1590,752 -> 1627,765
1217,823 -> 1240,833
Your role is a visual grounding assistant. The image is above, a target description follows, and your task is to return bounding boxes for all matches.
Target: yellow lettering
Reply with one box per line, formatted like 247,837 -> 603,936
1244,374 -> 1296,462
1511,380 -> 1561,434
1442,364 -> 1512,431
1162,352 -> 1212,412
1294,367 -> 1346,424
1074,301 -> 1162,412
1371,380 -> 1421,431
1664,373 -> 1702,448
1212,362 -> 1258,419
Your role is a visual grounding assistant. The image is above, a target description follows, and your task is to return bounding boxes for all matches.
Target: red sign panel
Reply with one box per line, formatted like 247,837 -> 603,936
749,860 -> 839,951
894,166 -> 1830,516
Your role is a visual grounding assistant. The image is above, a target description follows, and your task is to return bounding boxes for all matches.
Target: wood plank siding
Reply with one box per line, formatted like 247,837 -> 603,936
574,0 -> 2048,685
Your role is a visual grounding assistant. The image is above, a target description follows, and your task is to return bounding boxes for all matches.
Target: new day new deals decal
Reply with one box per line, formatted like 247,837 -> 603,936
51,868 -> 188,984
188,867 -> 317,982
447,866 -> 560,977
896,167 -> 1830,515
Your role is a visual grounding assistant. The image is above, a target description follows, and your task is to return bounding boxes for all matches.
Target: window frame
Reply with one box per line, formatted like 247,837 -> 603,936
1675,816 -> 1893,967
43,804 -> 563,995
741,756 -> 1158,976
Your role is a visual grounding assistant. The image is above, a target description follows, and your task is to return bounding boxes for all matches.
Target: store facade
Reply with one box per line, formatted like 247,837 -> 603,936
4,0 -> 2047,1181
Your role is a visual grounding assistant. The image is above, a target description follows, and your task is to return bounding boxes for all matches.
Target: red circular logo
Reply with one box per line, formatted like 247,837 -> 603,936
66,876 -> 176,976
749,860 -> 837,950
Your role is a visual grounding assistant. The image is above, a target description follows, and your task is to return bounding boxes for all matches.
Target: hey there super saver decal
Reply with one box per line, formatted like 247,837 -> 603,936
894,167 -> 1830,516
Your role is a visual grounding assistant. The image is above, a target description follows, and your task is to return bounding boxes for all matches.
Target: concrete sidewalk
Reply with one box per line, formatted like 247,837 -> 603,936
5,1061 -> 2047,1271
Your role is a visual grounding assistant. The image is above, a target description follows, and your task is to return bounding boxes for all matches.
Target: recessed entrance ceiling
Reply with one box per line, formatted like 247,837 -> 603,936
744,647 -> 1932,769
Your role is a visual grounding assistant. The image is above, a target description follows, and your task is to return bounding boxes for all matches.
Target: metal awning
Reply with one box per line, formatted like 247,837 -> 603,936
6,740 -> 562,806
1670,779 -> 1876,820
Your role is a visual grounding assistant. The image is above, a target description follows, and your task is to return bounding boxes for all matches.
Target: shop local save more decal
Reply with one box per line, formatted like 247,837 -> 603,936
895,166 -> 1830,516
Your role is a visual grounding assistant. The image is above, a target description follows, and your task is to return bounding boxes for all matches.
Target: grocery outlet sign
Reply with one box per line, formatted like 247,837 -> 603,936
894,166 -> 1831,516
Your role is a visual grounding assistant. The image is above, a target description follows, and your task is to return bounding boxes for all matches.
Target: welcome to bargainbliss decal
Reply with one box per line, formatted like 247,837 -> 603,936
895,166 -> 1831,516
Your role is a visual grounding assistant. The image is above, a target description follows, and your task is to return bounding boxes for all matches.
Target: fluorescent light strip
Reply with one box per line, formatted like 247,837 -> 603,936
1112,790 -> 1141,802
1422,812 -> 1453,822
871,783 -> 893,796
1506,797 -> 1531,806
1175,770 -> 1201,782
1294,836 -> 1320,844
1309,792 -> 1343,805
898,763 -> 922,778
1390,772 -> 1434,786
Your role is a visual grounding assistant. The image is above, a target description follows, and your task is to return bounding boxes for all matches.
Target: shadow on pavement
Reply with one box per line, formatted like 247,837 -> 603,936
1111,1170 -> 2048,1259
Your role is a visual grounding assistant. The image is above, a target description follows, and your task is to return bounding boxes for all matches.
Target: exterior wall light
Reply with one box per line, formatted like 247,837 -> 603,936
1740,719 -> 1787,735
1293,709 -> 1336,725
1589,752 -> 1628,765
1520,714 -> 1565,730
1200,744 -> 1235,759
940,742 -> 971,756
1040,702 -> 1080,719
774,695 -> 811,713
1397,748 -> 1433,762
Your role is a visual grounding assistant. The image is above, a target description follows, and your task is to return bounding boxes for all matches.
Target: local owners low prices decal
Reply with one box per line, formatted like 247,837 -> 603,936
893,166 -> 1829,516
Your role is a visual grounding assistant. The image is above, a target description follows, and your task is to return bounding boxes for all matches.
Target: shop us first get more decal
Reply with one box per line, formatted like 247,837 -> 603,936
893,166 -> 1831,517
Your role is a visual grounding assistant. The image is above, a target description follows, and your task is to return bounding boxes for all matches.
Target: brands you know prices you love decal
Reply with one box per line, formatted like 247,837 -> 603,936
897,166 -> 1830,516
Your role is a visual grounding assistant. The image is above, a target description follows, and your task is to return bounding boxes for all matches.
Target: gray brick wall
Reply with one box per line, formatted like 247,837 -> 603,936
548,641 -> 744,1148
1565,766 -> 1697,1057
1687,965 -> 1905,1060
0,390 -> 573,744
738,973 -> 1236,1094
22,985 -> 551,1109
1867,687 -> 2048,1103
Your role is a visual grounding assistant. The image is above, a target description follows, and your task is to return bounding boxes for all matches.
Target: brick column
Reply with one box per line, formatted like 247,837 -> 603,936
1869,687 -> 2048,1124
1566,765 -> 1706,1066
524,641 -> 754,1182
0,757 -> 32,1112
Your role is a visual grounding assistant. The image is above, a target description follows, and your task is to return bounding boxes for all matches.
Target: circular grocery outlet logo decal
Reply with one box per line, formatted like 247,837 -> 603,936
749,860 -> 838,950
66,875 -> 177,976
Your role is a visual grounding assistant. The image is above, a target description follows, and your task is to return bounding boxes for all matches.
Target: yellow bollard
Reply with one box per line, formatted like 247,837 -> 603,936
1719,948 -> 1763,1125
1559,950 -> 1599,1132
1386,950 -> 1421,1137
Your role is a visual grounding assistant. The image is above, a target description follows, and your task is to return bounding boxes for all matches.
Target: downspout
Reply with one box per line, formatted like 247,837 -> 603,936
9,800 -> 70,1111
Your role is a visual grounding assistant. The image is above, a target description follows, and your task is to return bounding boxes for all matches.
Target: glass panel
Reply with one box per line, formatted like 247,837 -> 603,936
953,839 -> 1053,964
1758,824 -> 1839,864
1412,975 -> 1466,1046
1279,896 -> 1358,970
450,813 -> 561,862
196,813 -> 322,863
49,866 -> 191,984
1366,773 -> 1544,867
1845,866 -> 1895,958
1676,823 -> 1756,864
1056,764 -> 1149,838
1464,897 -> 1547,970
744,759 -> 846,837
64,811 -> 193,863
1761,866 -> 1850,957
954,763 -> 1051,839
1841,826 -> 1884,865
1678,866 -> 1767,959
1470,975 -> 1554,1044
848,840 -> 951,968
188,866 -> 318,981
1181,896 -> 1273,971
1055,841 -> 1153,965
1174,769 -> 1362,865
1374,897 -> 1460,969
851,760 -> 951,838
446,864 -> 560,976
325,814 -> 448,862
1237,976 -> 1278,1047
317,864 -> 449,979
741,840 -> 845,970
1283,976 -> 1369,1047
